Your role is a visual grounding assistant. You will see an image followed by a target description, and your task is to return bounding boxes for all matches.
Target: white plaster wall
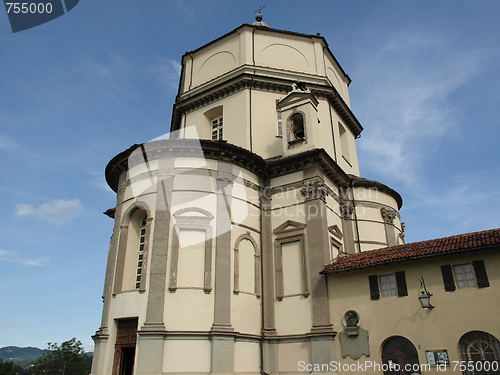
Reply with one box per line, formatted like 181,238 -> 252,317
275,296 -> 312,335
232,292 -> 261,335
271,172 -> 303,188
165,289 -> 214,331
109,292 -> 148,323
356,220 -> 387,244
255,31 -> 316,74
270,188 -> 301,212
278,342 -> 311,373
281,241 -> 304,296
182,90 -> 249,149
315,99 -> 337,159
163,339 -> 211,373
176,229 -> 206,288
251,90 -> 286,158
189,32 -> 241,90
334,120 -> 360,176
353,187 -> 398,209
234,341 -> 261,373
324,53 -> 350,105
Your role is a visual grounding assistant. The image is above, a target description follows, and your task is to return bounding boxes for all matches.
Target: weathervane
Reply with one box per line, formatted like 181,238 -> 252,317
255,5 -> 265,14
254,5 -> 265,23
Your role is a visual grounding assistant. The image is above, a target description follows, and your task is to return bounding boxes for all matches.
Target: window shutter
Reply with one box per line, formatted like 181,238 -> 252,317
395,271 -> 408,297
441,265 -> 456,292
472,260 -> 490,288
369,275 -> 380,300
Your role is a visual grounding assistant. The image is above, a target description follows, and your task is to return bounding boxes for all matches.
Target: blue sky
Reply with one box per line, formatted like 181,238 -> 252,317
1,0 -> 499,351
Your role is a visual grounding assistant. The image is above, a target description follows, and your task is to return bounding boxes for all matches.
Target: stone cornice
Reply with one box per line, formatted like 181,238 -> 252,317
105,142 -> 401,212
171,72 -> 363,138
265,148 -> 351,186
349,174 -> 403,210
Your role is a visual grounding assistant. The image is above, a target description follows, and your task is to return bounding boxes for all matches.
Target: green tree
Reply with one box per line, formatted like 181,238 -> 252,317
32,338 -> 91,375
0,358 -> 17,375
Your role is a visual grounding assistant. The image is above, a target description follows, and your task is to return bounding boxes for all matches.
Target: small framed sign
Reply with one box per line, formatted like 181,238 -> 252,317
425,350 -> 450,366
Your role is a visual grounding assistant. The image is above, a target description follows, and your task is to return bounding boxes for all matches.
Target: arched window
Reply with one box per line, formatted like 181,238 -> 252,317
114,208 -> 151,293
135,216 -> 147,289
233,233 -> 261,297
381,336 -> 420,374
459,331 -> 500,375
290,113 -> 305,139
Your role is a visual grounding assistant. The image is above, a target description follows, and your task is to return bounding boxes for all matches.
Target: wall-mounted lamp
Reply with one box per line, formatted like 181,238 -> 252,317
418,276 -> 434,310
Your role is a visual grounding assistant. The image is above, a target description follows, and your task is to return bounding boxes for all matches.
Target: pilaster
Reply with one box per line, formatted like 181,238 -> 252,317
98,172 -> 127,335
301,170 -> 336,371
381,207 -> 397,247
260,180 -> 277,337
210,162 -> 235,374
136,156 -> 174,374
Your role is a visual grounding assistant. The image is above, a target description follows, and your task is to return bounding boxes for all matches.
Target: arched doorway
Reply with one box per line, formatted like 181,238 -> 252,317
459,331 -> 500,375
382,336 -> 421,374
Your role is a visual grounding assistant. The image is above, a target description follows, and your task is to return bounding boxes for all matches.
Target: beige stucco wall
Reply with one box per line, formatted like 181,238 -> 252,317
180,26 -> 350,105
327,249 -> 500,374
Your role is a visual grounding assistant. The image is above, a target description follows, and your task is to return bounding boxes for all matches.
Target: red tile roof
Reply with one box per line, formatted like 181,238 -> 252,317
321,228 -> 500,274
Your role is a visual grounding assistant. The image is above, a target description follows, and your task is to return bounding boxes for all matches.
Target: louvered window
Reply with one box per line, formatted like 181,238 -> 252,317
441,260 -> 489,291
380,274 -> 397,297
369,271 -> 407,300
454,264 -> 476,288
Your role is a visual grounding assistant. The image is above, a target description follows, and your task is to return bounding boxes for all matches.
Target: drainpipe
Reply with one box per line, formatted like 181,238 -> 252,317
250,26 -> 257,153
350,179 -> 362,253
259,183 -> 266,375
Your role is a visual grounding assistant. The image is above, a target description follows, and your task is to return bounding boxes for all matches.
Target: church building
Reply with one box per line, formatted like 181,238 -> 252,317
91,15 -> 499,375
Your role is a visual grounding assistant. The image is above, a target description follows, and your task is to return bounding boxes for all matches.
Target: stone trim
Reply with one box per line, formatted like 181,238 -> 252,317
358,240 -> 390,246
211,163 -> 235,333
168,209 -> 214,294
328,225 -> 343,240
381,208 -> 398,247
171,70 -> 361,136
138,217 -> 153,292
273,219 -> 306,237
381,207 -> 397,224
113,224 -> 129,295
261,180 -> 277,337
274,233 -> 309,300
233,232 -> 261,297
330,236 -> 344,260
231,221 -> 260,234
135,329 -> 337,341
106,141 -> 376,200
143,161 -> 175,328
340,203 -> 354,220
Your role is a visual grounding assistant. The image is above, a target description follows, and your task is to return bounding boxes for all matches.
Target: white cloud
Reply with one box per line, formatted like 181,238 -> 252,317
148,58 -> 182,92
175,0 -> 196,22
15,199 -> 82,225
75,54 -> 137,103
83,342 -> 95,353
0,133 -> 18,151
355,30 -> 492,189
0,249 -> 50,267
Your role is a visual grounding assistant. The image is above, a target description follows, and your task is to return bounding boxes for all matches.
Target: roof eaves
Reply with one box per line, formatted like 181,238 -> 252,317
321,243 -> 500,275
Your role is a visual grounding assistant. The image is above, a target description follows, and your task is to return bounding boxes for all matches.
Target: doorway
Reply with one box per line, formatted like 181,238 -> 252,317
112,318 -> 138,375
382,336 -> 420,374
